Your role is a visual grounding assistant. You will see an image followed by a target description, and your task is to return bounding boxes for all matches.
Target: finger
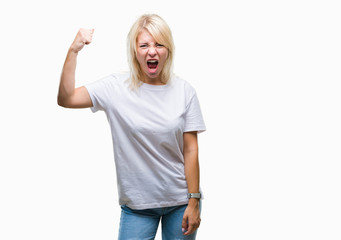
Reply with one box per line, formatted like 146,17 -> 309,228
84,32 -> 93,45
182,215 -> 188,230
184,224 -> 195,235
185,220 -> 201,236
81,29 -> 93,36
84,37 -> 92,44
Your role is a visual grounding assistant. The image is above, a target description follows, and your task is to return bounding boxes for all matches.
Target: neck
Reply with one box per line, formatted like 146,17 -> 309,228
142,75 -> 164,85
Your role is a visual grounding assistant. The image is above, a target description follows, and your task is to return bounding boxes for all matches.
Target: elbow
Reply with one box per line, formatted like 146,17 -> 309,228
57,96 -> 63,107
57,95 -> 67,108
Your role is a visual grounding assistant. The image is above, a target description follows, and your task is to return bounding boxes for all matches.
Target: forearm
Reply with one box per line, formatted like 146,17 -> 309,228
182,148 -> 201,235
58,49 -> 78,103
184,150 -> 200,206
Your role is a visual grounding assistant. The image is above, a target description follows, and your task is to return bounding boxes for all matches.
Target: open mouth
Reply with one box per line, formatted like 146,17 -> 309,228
147,60 -> 158,70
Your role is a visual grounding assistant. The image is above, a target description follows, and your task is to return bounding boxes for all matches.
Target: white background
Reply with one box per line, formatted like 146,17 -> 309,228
1,0 -> 340,239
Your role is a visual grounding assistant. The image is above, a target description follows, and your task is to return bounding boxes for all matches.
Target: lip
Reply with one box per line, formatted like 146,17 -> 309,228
146,58 -> 159,62
146,59 -> 159,74
147,64 -> 158,74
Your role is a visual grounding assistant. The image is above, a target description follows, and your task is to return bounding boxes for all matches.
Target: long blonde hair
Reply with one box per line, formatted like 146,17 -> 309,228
126,14 -> 175,91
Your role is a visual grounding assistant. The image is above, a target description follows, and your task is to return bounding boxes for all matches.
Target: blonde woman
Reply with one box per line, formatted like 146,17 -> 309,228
58,14 -> 206,240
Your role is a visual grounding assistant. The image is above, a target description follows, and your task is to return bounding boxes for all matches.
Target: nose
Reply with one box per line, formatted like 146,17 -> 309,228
148,47 -> 157,57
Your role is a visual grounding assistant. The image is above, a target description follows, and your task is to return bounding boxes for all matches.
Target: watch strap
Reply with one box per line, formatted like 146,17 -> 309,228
187,193 -> 201,199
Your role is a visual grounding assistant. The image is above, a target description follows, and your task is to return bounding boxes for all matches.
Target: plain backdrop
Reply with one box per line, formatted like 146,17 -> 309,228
0,0 -> 340,239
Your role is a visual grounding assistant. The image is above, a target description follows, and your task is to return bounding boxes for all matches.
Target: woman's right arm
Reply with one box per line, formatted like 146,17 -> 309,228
57,28 -> 94,108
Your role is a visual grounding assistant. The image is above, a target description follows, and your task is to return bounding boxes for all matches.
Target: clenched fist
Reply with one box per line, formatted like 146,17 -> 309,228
69,28 -> 94,53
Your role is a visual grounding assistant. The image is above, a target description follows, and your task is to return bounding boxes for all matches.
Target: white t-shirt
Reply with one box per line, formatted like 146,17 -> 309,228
85,72 -> 206,209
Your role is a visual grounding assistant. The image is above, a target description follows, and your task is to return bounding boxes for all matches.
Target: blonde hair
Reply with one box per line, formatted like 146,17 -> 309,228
126,14 -> 175,91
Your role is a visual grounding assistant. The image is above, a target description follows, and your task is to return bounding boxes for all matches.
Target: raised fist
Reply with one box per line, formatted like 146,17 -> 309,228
69,28 -> 94,53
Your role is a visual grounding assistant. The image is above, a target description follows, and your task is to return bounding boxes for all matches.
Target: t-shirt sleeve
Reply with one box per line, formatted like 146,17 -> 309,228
84,75 -> 113,113
184,91 -> 206,134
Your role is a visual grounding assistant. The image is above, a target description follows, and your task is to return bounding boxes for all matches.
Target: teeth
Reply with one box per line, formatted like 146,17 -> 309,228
147,60 -> 158,63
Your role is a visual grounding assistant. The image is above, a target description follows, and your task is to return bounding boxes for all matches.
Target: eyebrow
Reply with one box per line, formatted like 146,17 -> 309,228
138,41 -> 159,45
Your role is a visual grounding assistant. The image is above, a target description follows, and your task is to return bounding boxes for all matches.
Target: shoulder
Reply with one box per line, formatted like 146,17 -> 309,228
171,75 -> 197,96
86,72 -> 129,94
108,72 -> 129,84
111,71 -> 130,80
94,72 -> 129,88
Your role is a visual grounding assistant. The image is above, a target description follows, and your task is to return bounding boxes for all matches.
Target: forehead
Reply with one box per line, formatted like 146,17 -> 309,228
137,29 -> 156,43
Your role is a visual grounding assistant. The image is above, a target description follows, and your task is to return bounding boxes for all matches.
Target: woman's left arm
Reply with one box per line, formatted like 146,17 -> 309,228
182,131 -> 201,236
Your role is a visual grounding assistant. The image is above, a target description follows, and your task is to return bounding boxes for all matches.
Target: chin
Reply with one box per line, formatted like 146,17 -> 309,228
146,72 -> 160,79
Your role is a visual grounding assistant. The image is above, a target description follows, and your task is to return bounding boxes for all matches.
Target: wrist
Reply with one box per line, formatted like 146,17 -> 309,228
68,47 -> 79,54
188,198 -> 200,207
187,192 -> 201,199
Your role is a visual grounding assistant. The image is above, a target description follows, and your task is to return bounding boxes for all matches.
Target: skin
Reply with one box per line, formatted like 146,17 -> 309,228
57,28 -> 93,108
58,28 -> 201,236
136,29 -> 169,85
182,131 -> 201,235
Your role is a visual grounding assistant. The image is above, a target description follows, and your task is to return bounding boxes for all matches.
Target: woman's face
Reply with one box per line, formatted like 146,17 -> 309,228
136,29 -> 169,84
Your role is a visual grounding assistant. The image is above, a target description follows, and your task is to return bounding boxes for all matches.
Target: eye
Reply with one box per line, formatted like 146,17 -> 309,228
139,44 -> 147,48
156,43 -> 164,47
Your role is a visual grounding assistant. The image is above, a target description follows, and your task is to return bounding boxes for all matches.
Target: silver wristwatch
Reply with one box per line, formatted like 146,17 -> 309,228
187,193 -> 201,199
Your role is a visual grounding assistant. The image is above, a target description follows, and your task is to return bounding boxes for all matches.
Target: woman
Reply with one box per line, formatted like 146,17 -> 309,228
58,14 -> 206,240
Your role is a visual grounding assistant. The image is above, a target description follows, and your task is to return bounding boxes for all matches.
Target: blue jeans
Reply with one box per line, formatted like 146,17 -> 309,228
118,202 -> 201,240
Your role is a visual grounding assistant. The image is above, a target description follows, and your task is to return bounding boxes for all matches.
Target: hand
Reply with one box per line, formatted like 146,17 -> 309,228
182,200 -> 201,236
69,28 -> 94,53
